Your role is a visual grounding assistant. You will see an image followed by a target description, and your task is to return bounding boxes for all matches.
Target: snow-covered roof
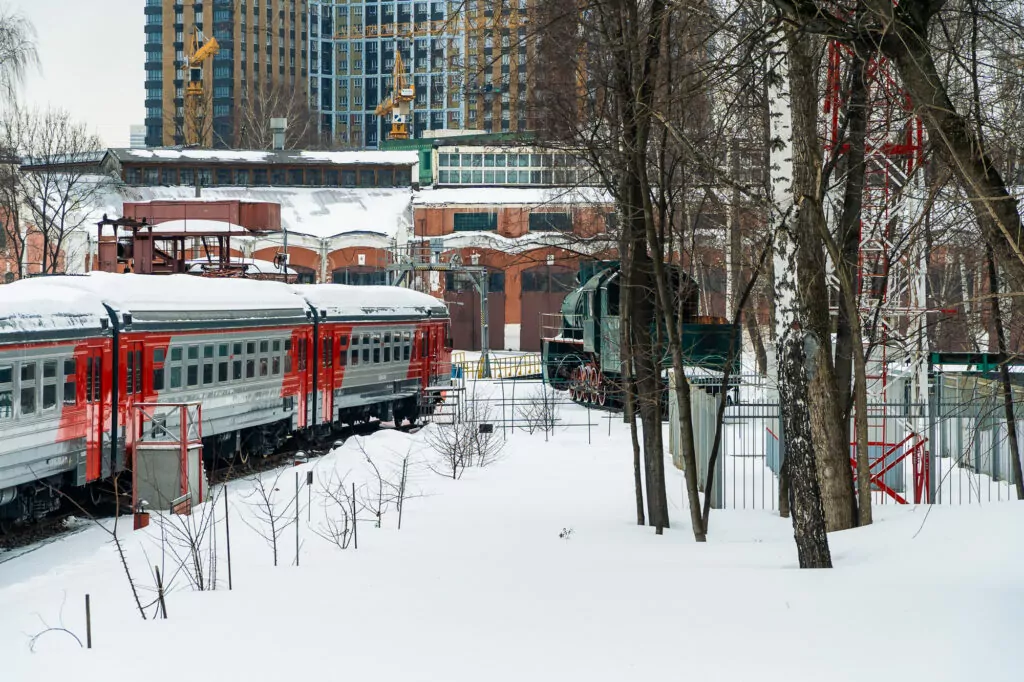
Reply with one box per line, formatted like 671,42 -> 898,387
187,258 -> 296,276
18,273 -> 309,325
293,284 -> 448,320
0,278 -> 109,338
95,186 -> 413,240
113,148 -> 419,167
137,219 -> 254,235
412,187 -> 613,207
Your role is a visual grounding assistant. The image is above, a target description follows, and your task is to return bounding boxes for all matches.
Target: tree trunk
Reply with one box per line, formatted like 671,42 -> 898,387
787,27 -> 857,532
770,25 -> 833,567
986,247 -> 1024,500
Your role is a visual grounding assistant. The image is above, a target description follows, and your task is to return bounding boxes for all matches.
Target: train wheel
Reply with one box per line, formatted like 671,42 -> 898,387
568,367 -> 579,401
596,372 -> 607,406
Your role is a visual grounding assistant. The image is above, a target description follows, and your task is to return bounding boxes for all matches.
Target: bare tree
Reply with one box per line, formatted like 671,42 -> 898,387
236,81 -> 325,150
313,470 -> 356,550
240,472 -> 297,567
0,7 -> 37,102
17,108 -> 109,274
425,397 -> 504,479
147,486 -> 222,592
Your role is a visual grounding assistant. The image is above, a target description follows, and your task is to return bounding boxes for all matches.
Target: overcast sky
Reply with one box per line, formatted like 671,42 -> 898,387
8,0 -> 144,147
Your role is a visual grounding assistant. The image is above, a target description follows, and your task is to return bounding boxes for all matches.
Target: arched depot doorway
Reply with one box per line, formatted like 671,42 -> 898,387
445,268 -> 506,351
332,266 -> 388,285
292,264 -> 316,284
520,265 -> 577,352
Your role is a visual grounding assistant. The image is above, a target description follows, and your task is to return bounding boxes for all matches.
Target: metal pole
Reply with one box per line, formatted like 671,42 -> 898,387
85,594 -> 92,649
224,483 -> 233,590
352,481 -> 358,549
479,271 -> 492,378
295,471 -> 300,567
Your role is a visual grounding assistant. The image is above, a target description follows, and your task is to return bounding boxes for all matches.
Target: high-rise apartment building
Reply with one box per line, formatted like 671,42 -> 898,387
145,1 -> 533,149
145,0 -> 309,148
310,0 -> 534,148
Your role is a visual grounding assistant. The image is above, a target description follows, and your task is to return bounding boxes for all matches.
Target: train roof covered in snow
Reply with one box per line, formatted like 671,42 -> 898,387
0,274 -> 448,338
292,284 -> 449,321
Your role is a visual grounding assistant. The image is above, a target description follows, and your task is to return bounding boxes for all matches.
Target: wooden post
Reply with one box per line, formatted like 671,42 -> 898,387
155,566 -> 167,619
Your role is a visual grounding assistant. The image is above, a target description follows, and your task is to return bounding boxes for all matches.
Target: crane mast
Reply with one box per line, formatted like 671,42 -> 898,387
179,25 -> 220,147
374,45 -> 415,141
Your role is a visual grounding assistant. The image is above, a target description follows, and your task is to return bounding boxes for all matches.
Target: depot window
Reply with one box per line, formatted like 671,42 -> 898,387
453,212 -> 497,232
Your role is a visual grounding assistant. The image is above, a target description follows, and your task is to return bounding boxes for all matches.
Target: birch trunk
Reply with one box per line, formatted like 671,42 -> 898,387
769,27 -> 832,568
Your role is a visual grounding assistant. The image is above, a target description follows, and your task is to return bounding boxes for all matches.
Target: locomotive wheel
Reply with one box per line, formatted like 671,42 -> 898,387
596,372 -> 607,406
568,367 -> 579,401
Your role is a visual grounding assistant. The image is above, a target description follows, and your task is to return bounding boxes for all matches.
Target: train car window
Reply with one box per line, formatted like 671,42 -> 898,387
273,340 -> 281,353
339,335 -> 348,347
188,346 -> 199,360
0,364 -> 13,420
187,365 -> 199,387
259,340 -> 269,353
384,346 -> 391,363
285,338 -> 292,351
20,362 -> 36,416
63,359 -> 77,405
92,358 -> 102,401
218,360 -> 229,382
403,343 -> 411,361
421,334 -> 429,358
259,357 -> 269,377
42,360 -> 58,410
171,347 -> 182,362
126,352 -> 134,395
204,345 -> 214,359
153,365 -> 165,391
170,365 -> 182,390
154,348 -> 166,364
232,359 -> 243,381
297,339 -> 307,371
233,342 -> 243,356
351,337 -> 360,366
203,361 -> 214,385
384,332 -> 391,344
86,358 -> 94,399
219,344 -> 229,357
247,341 -> 256,356
246,357 -> 256,379
135,351 -> 143,393
322,338 -> 331,367
373,333 -> 381,363
362,338 -> 370,363
272,355 -> 281,375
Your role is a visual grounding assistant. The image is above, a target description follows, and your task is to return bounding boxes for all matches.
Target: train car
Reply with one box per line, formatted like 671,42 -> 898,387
0,282 -> 112,529
294,284 -> 452,430
0,273 -> 452,528
541,261 -> 740,408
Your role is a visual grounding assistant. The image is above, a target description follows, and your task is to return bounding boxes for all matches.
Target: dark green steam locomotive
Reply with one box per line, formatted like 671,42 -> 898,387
541,261 -> 740,408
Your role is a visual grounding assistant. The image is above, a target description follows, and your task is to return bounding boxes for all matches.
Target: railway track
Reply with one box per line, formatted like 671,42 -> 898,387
0,419 -> 423,556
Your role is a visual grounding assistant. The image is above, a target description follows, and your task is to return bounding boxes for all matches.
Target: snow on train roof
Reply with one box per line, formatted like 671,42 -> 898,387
293,284 -> 448,319
19,272 -> 308,321
0,278 -> 109,336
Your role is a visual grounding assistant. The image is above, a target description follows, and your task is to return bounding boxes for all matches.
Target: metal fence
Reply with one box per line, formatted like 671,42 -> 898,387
669,374 -> 1022,510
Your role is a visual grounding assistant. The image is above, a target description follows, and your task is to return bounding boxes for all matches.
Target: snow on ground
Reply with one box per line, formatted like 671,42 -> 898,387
0,380 -> 1021,682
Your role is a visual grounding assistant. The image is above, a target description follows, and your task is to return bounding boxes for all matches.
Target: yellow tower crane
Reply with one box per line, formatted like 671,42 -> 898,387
374,46 -> 415,140
180,25 -> 220,147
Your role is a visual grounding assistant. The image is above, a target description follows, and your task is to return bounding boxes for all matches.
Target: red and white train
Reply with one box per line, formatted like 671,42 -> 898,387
0,272 -> 452,528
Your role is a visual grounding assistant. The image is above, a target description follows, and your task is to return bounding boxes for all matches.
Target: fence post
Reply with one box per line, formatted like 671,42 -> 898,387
85,594 -> 92,649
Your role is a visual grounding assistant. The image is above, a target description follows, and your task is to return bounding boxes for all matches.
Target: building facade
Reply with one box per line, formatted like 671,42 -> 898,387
145,0 -> 310,148
146,1 -> 535,150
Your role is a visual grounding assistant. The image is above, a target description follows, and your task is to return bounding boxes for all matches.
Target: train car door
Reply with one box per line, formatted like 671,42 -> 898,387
296,333 -> 311,429
321,332 -> 334,424
84,345 -> 104,482
125,341 -> 144,444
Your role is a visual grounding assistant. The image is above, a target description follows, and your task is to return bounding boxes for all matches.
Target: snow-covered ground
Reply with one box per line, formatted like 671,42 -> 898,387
0,381 -> 1020,681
